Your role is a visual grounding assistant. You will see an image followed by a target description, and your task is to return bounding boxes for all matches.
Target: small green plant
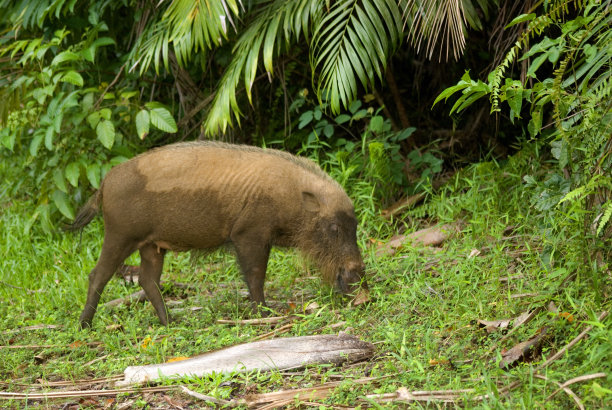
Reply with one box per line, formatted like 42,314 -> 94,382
0,27 -> 178,232
432,0 -> 612,278
291,91 -> 441,202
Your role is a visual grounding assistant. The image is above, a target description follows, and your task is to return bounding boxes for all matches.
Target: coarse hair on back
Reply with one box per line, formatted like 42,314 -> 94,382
146,140 -> 339,187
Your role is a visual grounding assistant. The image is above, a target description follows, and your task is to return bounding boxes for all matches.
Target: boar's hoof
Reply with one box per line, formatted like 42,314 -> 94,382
79,318 -> 93,330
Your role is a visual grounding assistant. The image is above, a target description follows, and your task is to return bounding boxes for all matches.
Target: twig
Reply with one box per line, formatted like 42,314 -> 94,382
477,310 -> 610,400
534,374 -> 584,410
35,375 -> 123,387
179,385 -> 230,405
545,372 -> 607,401
0,385 -> 178,400
103,290 -> 147,308
536,311 -> 609,370
248,322 -> 295,342
365,386 -> 475,404
0,280 -> 42,294
94,63 -> 126,109
2,324 -> 60,334
83,353 -> 111,367
510,292 -> 539,299
217,316 -> 291,326
0,342 -> 102,350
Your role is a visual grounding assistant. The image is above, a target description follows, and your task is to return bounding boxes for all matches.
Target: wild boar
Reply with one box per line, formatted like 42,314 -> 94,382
69,141 -> 368,328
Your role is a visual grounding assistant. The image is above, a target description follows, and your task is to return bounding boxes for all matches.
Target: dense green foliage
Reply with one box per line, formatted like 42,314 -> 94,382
0,0 -> 498,226
0,0 -> 611,407
436,0 -> 612,273
1,141 -> 611,407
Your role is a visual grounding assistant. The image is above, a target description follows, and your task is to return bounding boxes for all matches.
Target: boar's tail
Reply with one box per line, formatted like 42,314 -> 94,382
64,190 -> 102,232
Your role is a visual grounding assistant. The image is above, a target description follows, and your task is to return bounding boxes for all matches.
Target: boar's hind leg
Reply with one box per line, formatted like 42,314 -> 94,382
138,243 -> 168,325
80,236 -> 136,328
231,233 -> 271,312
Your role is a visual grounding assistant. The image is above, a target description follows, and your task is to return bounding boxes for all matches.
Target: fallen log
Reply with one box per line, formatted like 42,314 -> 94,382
116,333 -> 374,386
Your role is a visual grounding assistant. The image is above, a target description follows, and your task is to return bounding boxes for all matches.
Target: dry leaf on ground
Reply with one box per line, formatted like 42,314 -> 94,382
500,327 -> 549,369
478,310 -> 535,334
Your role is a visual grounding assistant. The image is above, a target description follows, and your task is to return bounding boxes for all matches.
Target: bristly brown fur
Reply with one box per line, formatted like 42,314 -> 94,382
143,141 -> 341,188
291,220 -> 341,285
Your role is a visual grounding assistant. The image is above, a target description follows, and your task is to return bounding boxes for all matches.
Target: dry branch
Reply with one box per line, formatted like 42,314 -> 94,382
545,372 -> 607,402
365,387 -> 475,404
117,334 -> 374,386
217,316 -> 290,326
1,324 -> 60,334
179,386 -> 229,405
534,374 -> 584,410
245,376 -> 381,407
537,311 -> 609,370
0,385 -> 177,400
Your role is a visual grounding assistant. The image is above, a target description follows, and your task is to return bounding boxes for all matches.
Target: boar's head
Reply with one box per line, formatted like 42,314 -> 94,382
298,190 -> 368,295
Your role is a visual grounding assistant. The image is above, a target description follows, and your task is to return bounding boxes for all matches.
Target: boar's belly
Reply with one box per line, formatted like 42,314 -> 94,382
104,190 -> 236,250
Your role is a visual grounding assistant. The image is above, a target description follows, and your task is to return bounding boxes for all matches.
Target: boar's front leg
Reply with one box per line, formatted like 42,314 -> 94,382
80,235 -> 136,328
231,230 -> 271,313
138,243 -> 169,325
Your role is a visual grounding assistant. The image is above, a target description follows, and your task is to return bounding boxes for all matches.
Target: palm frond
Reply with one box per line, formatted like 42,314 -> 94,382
310,0 -> 402,114
129,0 -> 241,74
401,0 -> 498,62
204,0 -> 322,135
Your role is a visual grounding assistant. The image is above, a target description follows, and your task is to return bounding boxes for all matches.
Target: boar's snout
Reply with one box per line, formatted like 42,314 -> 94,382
336,261 -> 367,294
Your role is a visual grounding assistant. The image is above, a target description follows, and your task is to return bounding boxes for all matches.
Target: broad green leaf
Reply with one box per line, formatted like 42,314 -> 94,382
30,132 -> 44,156
352,109 -> 368,121
53,168 -> 68,193
51,51 -> 80,66
527,54 -> 549,78
506,88 -> 523,120
135,109 -> 150,139
505,13 -> 536,29
82,93 -> 94,112
369,115 -> 384,133
149,107 -> 177,133
44,126 -> 55,150
53,112 -> 63,133
0,129 -> 15,151
96,119 -> 115,149
348,100 -> 362,114
528,108 -> 542,138
299,111 -> 314,129
65,162 -> 80,187
335,114 -> 351,124
82,37 -> 116,62
60,71 -> 84,87
433,81 -> 471,107
121,91 -> 139,100
51,189 -> 75,220
86,163 -> 101,189
87,111 -> 100,129
99,108 -> 112,120
323,123 -> 334,138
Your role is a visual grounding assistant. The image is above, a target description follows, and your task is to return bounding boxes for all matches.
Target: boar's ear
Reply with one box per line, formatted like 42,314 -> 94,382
302,191 -> 321,213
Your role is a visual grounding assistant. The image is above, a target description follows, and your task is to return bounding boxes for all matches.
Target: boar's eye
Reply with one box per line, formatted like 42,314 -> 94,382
330,223 -> 339,234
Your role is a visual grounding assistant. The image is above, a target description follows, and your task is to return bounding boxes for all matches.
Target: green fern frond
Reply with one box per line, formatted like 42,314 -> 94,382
597,201 -> 612,236
129,0 -> 241,74
204,0 -> 322,135
310,0 -> 402,113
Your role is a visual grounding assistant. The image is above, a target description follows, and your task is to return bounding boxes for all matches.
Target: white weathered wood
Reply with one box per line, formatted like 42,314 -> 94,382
116,333 -> 373,386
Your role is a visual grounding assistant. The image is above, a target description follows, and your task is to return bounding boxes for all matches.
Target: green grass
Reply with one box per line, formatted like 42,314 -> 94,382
1,148 -> 611,408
